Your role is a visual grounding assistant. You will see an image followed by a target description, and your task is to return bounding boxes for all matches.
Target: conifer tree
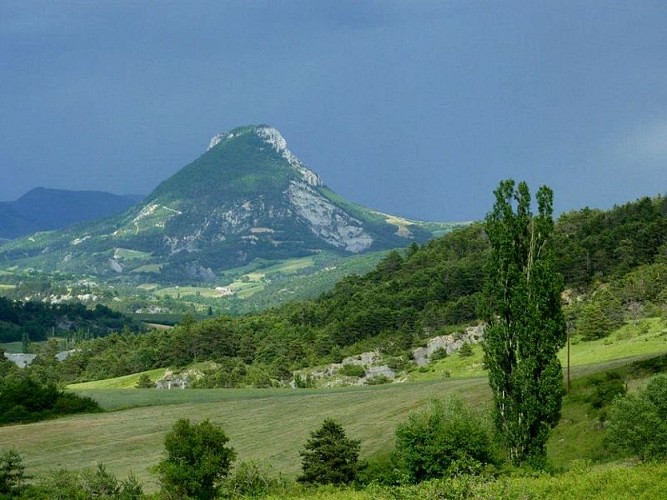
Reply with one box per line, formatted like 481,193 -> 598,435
482,179 -> 566,466
298,418 -> 361,485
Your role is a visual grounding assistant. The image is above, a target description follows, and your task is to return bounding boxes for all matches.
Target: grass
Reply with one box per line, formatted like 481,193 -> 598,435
410,317 -> 667,381
0,378 -> 488,489
131,264 -> 161,274
566,317 -> 667,366
255,256 -> 316,275
156,286 -> 223,298
5,351 -> 663,491
2,318 -> 666,494
1,342 -> 27,354
270,462 -> 667,499
113,248 -> 151,261
68,368 -> 168,389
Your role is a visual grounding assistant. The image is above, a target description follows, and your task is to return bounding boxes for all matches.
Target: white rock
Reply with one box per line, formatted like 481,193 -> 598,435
287,181 -> 373,252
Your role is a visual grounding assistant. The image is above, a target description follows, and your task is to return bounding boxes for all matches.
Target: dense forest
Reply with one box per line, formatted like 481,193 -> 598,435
0,298 -> 144,344
14,195 -> 664,387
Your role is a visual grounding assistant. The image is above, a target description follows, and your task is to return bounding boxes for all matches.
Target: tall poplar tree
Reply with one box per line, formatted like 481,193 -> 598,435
482,179 -> 566,466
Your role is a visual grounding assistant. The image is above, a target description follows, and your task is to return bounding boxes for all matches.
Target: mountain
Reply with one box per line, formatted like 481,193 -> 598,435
0,125 -> 455,282
0,188 -> 142,240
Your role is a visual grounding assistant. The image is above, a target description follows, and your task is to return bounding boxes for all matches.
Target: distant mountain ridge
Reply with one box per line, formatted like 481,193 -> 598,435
0,125 -> 457,282
0,188 -> 142,239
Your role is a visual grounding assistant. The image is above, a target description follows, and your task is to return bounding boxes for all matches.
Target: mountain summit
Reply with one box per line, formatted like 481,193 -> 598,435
0,125 -> 441,281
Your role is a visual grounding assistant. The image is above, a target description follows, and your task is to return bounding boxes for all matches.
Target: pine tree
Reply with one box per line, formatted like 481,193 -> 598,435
298,418 -> 361,485
481,180 -> 566,466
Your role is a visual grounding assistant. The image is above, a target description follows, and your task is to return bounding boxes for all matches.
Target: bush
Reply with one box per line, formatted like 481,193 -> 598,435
155,418 -> 236,499
606,374 -> 667,460
339,364 -> 366,378
0,378 -> 101,424
365,375 -> 391,385
429,348 -> 448,362
458,343 -> 474,358
298,418 -> 361,485
25,464 -> 142,499
54,392 -> 102,415
393,397 -> 495,483
134,374 -> 154,389
356,452 -> 403,486
588,372 -> 626,410
220,460 -> 290,498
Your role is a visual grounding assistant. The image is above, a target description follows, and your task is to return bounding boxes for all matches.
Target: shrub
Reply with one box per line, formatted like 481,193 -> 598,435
356,452 -> 404,486
394,397 -> 495,483
0,378 -> 101,424
220,460 -> 290,498
26,464 -> 142,499
339,364 -> 366,378
54,392 -> 102,415
429,348 -> 448,362
293,373 -> 315,388
365,375 -> 391,385
298,418 -> 361,485
458,343 -> 474,358
606,374 -> 667,460
155,418 -> 236,499
134,374 -> 154,389
588,372 -> 626,410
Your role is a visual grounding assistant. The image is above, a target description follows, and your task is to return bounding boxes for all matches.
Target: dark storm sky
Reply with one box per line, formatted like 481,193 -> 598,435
1,1 -> 666,221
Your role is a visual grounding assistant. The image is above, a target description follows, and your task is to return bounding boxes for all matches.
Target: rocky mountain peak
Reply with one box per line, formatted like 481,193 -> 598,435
207,125 -> 323,187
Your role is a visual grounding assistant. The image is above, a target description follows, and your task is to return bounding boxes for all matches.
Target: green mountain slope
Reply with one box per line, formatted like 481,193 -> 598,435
0,125 -> 454,282
41,194 -> 667,386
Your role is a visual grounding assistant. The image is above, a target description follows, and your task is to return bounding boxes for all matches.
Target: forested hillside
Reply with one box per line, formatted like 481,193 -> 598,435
555,195 -> 667,287
27,195 -> 666,386
0,298 -> 144,344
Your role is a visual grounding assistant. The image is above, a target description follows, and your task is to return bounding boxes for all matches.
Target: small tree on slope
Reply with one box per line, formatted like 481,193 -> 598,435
298,418 -> 361,485
481,180 -> 566,466
155,418 -> 236,499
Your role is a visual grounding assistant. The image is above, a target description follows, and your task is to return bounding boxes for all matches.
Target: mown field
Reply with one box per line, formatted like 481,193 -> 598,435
1,319 -> 666,494
0,378 -> 488,490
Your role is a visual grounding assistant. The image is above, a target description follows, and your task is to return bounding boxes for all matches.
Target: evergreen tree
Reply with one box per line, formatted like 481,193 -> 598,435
0,449 -> 27,496
21,331 -> 30,354
481,180 -> 566,466
298,418 -> 361,485
135,373 -> 154,389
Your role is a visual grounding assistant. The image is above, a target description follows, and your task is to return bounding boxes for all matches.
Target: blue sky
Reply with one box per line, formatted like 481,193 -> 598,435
1,1 -> 666,221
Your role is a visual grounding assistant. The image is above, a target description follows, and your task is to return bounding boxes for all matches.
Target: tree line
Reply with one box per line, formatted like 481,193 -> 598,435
0,298 -> 144,345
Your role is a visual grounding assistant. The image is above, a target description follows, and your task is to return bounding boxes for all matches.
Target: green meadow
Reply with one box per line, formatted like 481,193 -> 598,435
1,318 -> 665,494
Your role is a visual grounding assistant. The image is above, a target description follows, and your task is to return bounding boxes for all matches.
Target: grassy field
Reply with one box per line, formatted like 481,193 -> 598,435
1,319 -> 665,494
68,368 -> 169,389
153,256 -> 318,300
0,378 -> 488,489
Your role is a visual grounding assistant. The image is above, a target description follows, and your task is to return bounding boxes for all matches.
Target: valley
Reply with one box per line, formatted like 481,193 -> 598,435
1,333 -> 665,493
0,131 -> 665,499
